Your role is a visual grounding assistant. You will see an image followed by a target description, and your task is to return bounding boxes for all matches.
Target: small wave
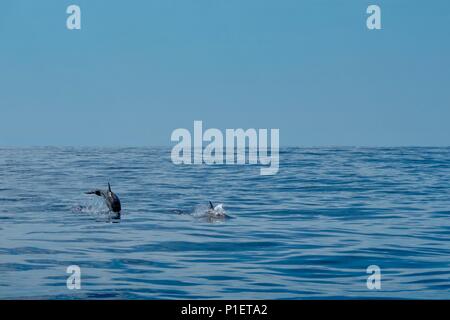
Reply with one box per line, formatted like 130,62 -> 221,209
71,199 -> 120,222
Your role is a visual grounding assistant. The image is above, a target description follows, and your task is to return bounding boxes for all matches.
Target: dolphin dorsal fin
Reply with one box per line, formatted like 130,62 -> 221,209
209,201 -> 214,210
108,182 -> 112,192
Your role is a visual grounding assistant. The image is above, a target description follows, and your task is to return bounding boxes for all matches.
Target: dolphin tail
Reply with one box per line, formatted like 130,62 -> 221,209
86,190 -> 102,197
108,182 -> 112,192
209,201 -> 214,210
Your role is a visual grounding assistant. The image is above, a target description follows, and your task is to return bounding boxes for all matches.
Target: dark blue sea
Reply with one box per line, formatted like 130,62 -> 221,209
1,147 -> 449,299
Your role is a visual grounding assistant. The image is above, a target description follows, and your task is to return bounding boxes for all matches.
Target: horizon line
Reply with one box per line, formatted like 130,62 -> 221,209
0,145 -> 449,149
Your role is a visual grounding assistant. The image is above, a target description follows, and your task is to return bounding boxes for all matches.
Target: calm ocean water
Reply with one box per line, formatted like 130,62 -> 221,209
0,147 -> 449,299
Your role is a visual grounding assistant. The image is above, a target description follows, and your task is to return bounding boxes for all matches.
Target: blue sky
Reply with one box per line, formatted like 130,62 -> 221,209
0,0 -> 449,146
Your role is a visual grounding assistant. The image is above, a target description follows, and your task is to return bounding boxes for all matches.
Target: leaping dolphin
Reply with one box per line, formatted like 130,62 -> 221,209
85,183 -> 121,213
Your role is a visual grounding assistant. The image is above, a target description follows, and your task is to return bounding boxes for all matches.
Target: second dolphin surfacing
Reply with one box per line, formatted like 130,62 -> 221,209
207,201 -> 226,218
173,202 -> 232,222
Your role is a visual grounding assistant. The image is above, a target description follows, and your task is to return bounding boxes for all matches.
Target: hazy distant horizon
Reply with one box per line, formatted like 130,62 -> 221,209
1,144 -> 449,148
